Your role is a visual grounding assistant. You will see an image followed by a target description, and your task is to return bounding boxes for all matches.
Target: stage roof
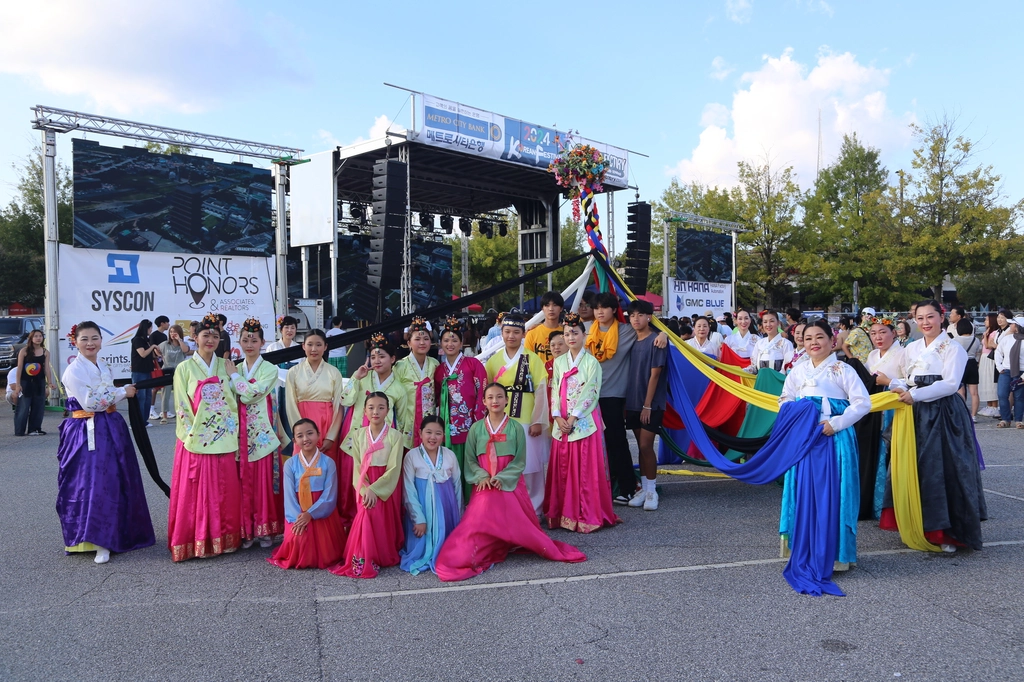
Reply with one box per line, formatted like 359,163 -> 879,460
334,134 -> 615,216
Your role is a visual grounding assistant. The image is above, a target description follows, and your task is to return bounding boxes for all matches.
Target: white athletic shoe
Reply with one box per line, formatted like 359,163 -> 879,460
941,544 -> 957,553
833,561 -> 850,572
628,491 -> 648,508
94,547 -> 110,564
258,536 -> 273,549
643,491 -> 659,511
149,409 -> 160,421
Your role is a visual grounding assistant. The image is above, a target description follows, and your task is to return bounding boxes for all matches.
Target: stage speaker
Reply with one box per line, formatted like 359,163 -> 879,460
624,201 -> 652,294
367,159 -> 407,288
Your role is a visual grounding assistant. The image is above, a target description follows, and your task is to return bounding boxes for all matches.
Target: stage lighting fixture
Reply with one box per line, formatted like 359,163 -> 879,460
459,216 -> 473,236
441,215 -> 455,234
498,220 -> 508,237
419,212 -> 434,230
349,204 -> 365,220
479,219 -> 493,239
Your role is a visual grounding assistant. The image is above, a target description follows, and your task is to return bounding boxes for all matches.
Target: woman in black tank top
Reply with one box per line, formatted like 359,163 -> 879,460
13,329 -> 55,436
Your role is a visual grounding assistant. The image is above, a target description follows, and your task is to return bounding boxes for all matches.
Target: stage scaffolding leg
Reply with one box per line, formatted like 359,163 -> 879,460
42,130 -> 60,405
301,247 -> 309,298
273,163 -> 289,318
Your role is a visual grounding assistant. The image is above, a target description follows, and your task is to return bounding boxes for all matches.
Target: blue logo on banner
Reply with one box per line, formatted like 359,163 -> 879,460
107,254 -> 140,283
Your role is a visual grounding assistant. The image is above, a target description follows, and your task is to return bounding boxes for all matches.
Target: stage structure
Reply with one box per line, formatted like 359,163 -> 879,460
31,106 -> 303,383
287,87 -> 636,318
664,212 -> 745,317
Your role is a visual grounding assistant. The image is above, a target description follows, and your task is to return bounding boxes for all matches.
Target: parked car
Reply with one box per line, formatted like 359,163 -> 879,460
0,316 -> 45,374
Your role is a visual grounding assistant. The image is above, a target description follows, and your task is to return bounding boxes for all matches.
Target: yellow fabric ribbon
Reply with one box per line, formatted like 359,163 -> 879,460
607,264 -> 940,553
585,320 -> 619,362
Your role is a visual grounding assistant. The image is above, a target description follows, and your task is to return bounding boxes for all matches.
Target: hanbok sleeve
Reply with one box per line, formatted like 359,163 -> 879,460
282,457 -> 300,523
470,359 -> 488,421
307,457 -> 338,519
494,422 -> 527,492
571,356 -> 601,420
778,368 -> 799,405
530,355 -> 548,426
909,342 -> 967,403
368,434 -> 405,501
62,362 -> 125,411
448,448 -> 463,509
173,363 -> 195,437
234,363 -> 276,405
550,358 -> 563,419
284,367 -> 301,430
340,373 -> 361,407
325,368 -> 344,442
461,423 -> 488,486
402,451 -> 426,525
827,366 -> 872,433
782,339 -> 795,367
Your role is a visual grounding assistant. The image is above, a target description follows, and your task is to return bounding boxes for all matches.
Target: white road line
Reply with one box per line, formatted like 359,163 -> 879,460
985,488 -> 1024,502
317,541 -> 1024,603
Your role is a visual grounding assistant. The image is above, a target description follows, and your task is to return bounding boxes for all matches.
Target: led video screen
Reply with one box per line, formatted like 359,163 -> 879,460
73,138 -> 275,257
675,227 -> 732,284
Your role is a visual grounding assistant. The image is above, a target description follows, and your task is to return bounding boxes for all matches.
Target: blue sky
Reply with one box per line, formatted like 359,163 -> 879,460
1,1 -> 1021,254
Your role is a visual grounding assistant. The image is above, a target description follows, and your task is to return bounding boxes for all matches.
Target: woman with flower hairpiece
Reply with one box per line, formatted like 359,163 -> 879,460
434,315 -> 487,500
395,316 -> 439,449
339,333 -> 407,527
168,313 -> 244,561
57,321 -> 155,564
881,300 -> 987,553
233,317 -> 285,548
545,312 -> 619,533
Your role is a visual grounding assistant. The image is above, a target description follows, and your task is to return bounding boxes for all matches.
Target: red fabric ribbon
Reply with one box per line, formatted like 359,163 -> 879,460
484,416 -> 508,477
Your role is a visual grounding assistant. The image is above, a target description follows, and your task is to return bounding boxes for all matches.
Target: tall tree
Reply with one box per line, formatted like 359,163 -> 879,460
735,156 -> 802,309
449,216 -> 520,312
794,134 -> 909,308
0,148 -> 73,307
897,116 -> 1023,299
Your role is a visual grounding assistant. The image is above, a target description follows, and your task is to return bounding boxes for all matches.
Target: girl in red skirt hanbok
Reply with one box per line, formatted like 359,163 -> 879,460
331,392 -> 405,578
233,318 -> 285,548
267,419 -> 347,569
434,384 -> 586,582
545,312 -> 619,533
284,329 -> 345,476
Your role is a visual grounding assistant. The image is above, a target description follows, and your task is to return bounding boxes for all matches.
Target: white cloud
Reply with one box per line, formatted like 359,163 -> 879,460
317,129 -> 342,148
669,48 -> 914,190
0,1 -> 306,114
726,0 -> 753,23
710,56 -> 735,81
318,115 -> 404,150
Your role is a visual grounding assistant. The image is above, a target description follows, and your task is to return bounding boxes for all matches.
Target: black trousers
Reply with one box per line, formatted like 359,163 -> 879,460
600,396 -> 636,496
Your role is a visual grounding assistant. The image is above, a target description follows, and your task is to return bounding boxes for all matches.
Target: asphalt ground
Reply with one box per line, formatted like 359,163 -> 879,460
1,400 -> 1022,682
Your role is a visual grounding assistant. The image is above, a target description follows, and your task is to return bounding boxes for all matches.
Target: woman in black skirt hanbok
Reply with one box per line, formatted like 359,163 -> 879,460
880,300 -> 987,551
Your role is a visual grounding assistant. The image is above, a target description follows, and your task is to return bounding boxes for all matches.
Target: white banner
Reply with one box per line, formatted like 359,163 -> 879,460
667,278 -> 733,320
57,244 -> 277,379
413,93 -> 629,189
288,149 -> 336,247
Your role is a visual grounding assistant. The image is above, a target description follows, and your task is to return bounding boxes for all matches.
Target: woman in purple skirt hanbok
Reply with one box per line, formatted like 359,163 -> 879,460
58,322 -> 155,564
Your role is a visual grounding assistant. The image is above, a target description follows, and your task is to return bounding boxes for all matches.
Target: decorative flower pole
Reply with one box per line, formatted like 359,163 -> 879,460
548,139 -> 610,257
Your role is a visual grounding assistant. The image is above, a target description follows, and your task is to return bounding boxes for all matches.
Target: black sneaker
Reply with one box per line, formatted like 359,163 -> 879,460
613,494 -> 631,506
35,430 -> 47,436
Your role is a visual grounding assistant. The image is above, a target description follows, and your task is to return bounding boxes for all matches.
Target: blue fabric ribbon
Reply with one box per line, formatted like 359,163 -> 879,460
664,347 -> 844,596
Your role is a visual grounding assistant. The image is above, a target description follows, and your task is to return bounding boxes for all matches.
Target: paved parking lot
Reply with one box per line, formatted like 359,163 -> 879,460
1,404 -> 1022,681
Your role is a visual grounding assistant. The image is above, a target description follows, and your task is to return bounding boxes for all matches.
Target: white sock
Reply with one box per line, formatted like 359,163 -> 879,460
94,547 -> 110,564
643,478 -> 656,493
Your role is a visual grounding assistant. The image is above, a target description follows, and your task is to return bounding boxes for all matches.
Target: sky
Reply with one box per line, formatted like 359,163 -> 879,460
1,0 -> 1021,256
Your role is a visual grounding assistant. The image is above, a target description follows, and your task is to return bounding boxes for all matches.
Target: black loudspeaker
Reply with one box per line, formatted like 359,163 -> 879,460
624,201 -> 652,294
367,159 -> 407,288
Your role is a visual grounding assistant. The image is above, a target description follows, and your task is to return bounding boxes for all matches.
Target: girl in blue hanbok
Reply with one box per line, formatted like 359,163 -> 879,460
400,416 -> 463,575
779,320 -> 871,573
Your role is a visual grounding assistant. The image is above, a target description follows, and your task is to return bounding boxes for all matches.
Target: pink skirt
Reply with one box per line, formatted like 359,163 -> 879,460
299,401 -> 355,528
435,454 -> 587,582
167,440 -> 242,562
545,427 -> 620,533
330,465 -> 404,579
267,491 -> 347,569
239,452 -> 284,541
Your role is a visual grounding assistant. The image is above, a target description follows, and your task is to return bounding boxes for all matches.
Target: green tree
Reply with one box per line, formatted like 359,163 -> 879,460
793,134 -> 910,308
449,216 -> 520,311
735,156 -> 802,309
895,117 -> 1023,299
145,142 -> 193,155
0,148 -> 73,307
951,259 -> 1024,310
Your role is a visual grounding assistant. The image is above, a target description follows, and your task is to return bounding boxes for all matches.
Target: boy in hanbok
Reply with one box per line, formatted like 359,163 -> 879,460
168,313 -> 243,562
400,416 -> 463,575
434,316 -> 487,501
545,312 -> 619,532
395,317 -> 439,449
57,322 -> 155,564
484,311 -> 550,516
267,419 -> 346,569
234,318 -> 284,548
779,320 -> 871,573
435,384 -> 586,581
331,392 -> 405,579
